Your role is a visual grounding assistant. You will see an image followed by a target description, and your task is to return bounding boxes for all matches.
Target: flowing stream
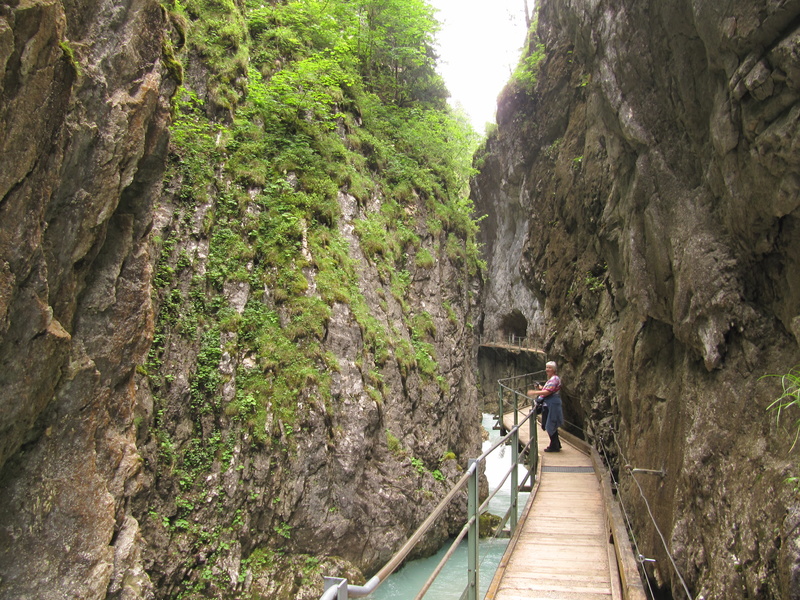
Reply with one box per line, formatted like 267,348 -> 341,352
369,414 -> 531,599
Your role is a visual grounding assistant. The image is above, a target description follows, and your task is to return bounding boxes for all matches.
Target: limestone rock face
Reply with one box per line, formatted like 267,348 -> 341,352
473,0 -> 800,597
132,182 -> 483,596
0,0 -> 175,597
1,1 -> 482,597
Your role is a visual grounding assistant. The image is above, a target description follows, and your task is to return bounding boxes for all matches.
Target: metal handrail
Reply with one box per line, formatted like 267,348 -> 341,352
372,370 -> 646,600
497,370 -> 545,432
498,370 -> 587,440
497,370 -> 546,390
319,411 -> 535,600
477,333 -> 545,352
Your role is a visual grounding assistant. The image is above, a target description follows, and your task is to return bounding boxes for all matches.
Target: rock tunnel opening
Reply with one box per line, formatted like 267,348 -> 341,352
499,309 -> 528,339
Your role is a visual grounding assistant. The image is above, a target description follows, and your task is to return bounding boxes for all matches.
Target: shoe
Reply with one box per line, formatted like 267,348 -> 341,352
544,447 -> 560,452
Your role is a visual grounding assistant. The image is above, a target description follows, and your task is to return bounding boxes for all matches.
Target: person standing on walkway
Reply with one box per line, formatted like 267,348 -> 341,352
527,361 -> 564,452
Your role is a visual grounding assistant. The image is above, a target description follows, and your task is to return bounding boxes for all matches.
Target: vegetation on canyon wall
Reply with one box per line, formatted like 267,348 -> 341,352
137,0 -> 484,595
766,365 -> 800,451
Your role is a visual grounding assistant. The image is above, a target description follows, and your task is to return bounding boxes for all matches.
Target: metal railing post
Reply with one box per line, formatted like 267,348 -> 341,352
498,382 -> 503,430
323,577 -> 348,600
513,387 -> 519,428
467,459 -> 479,600
510,419 -> 519,533
529,406 -> 537,480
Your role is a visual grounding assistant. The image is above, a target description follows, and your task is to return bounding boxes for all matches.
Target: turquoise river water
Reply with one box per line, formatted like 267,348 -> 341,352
369,414 -> 531,599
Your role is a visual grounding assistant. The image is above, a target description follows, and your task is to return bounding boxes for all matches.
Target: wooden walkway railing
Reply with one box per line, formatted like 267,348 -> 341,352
486,412 -> 647,600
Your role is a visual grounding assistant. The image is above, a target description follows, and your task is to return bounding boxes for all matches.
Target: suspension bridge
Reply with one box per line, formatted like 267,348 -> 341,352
319,372 -> 656,600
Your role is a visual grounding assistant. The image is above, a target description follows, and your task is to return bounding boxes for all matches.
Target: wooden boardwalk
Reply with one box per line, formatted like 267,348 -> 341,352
479,342 -> 545,355
486,411 -> 623,600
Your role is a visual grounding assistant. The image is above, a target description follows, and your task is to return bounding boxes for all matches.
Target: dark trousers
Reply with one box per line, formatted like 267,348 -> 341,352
548,430 -> 561,450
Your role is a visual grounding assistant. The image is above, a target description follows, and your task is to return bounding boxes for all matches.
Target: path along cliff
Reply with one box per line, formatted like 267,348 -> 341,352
473,1 -> 800,598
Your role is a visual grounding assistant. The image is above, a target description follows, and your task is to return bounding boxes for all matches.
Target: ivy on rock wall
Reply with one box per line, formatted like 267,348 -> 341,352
135,0 -> 484,596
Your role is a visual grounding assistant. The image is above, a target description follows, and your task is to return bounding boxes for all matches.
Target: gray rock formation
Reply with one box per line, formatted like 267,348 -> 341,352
473,0 -> 800,597
0,0 -> 175,597
132,180 -> 483,596
0,1 -> 483,598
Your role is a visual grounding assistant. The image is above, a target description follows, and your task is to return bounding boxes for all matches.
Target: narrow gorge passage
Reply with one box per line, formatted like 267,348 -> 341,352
1,0 -> 799,599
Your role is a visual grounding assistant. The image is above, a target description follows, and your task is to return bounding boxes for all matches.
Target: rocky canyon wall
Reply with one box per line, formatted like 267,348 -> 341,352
0,0 -> 483,598
473,0 -> 800,598
0,0 -> 175,596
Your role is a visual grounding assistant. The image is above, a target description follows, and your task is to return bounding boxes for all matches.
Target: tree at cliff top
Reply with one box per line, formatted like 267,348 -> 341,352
135,0 -> 484,597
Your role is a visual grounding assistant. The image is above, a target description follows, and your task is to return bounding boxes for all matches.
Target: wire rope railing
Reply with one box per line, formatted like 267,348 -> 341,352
602,427 -> 694,599
598,436 -> 658,600
318,410 -> 536,600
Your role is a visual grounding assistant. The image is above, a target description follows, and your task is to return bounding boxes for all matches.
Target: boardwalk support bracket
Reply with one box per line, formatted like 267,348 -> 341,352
627,466 -> 667,478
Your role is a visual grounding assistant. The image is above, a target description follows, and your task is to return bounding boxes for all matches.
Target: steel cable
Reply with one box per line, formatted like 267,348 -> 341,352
599,437 -> 657,600
609,428 -> 693,599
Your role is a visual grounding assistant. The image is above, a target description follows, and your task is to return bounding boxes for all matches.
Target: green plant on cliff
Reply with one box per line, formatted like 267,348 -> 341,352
144,0 -> 484,593
508,18 -> 545,96
510,41 -> 545,93
765,365 -> 800,450
59,40 -> 83,76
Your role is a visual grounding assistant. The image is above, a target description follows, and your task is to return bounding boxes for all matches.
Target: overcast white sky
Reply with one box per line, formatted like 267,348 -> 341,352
428,0 -> 530,132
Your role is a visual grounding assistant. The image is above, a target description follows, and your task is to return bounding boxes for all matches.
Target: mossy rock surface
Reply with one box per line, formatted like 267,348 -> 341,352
479,512 -> 502,537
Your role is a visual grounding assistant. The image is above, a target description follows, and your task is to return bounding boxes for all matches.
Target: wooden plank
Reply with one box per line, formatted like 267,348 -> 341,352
590,449 -> 648,600
486,420 -> 629,600
484,431 -> 545,600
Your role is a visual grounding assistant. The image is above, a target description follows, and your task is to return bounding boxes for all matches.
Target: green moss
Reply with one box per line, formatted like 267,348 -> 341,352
147,1 -> 487,591
411,311 -> 436,340
443,301 -> 458,326
160,5 -> 186,84
479,512 -> 502,537
415,248 -> 435,269
59,40 -> 82,76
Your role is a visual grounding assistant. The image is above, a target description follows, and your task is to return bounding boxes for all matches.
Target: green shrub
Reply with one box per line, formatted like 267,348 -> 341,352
509,40 -> 545,94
